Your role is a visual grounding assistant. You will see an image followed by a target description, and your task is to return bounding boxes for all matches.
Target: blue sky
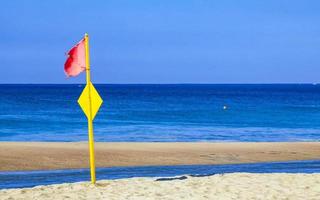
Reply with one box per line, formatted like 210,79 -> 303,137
0,0 -> 319,83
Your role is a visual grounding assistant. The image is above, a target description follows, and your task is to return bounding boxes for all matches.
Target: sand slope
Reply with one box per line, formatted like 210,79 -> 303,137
1,173 -> 320,200
1,142 -> 320,171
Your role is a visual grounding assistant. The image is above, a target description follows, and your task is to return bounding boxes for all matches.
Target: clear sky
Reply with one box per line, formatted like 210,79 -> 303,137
0,0 -> 319,84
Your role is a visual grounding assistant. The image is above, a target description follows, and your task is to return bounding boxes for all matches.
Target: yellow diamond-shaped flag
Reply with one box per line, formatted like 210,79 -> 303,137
78,82 -> 103,120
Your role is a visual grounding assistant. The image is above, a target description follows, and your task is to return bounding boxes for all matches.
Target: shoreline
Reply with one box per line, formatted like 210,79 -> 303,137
1,142 -> 320,171
1,173 -> 320,199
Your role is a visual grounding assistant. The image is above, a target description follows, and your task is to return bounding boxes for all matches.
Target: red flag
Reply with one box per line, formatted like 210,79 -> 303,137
64,38 -> 86,77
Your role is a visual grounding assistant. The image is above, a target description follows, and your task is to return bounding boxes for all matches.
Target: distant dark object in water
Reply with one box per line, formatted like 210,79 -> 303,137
156,176 -> 188,181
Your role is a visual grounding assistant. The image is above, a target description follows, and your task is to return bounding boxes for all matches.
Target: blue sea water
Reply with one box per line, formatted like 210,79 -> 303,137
1,160 -> 320,189
1,84 -> 320,142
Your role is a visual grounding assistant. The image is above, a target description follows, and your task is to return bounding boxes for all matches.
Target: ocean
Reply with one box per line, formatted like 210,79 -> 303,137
1,84 -> 320,142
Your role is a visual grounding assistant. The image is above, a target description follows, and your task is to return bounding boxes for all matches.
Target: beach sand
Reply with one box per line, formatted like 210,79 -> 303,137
1,142 -> 320,171
1,173 -> 320,200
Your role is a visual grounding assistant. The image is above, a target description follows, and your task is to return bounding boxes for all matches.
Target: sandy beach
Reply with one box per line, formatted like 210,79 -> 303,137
1,173 -> 319,200
1,142 -> 320,171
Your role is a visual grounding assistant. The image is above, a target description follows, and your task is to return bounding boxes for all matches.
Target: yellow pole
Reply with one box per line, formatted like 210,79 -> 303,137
84,33 -> 96,184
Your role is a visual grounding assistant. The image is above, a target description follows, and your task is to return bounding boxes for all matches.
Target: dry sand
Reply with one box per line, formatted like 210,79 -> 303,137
1,142 -> 320,171
1,173 -> 320,200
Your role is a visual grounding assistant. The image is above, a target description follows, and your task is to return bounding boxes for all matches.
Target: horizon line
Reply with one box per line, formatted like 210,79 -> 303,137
0,83 -> 318,85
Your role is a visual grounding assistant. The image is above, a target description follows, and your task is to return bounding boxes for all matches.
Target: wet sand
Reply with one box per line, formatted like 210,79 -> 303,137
0,142 -> 319,171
